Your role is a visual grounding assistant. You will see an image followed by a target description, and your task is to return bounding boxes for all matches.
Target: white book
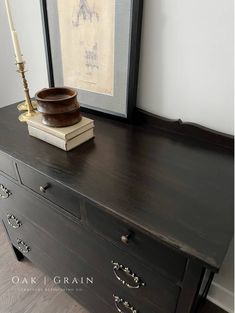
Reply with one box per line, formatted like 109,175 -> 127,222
28,126 -> 94,151
27,114 -> 94,141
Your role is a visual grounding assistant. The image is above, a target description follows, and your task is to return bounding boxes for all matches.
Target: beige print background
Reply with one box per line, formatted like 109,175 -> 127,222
57,0 -> 115,96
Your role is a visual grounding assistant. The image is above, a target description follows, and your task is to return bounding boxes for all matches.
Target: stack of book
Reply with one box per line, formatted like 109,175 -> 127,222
27,114 -> 94,151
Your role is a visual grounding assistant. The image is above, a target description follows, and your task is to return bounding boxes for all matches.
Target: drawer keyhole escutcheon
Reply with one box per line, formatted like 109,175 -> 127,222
111,261 -> 145,289
0,184 -> 11,199
39,184 -> 50,193
113,295 -> 138,313
7,214 -> 22,229
16,238 -> 30,254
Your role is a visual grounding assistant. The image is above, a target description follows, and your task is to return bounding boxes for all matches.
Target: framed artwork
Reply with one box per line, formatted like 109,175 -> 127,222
40,0 -> 143,119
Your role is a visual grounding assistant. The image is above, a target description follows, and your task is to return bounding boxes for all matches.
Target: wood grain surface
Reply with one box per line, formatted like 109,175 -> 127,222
0,104 -> 233,271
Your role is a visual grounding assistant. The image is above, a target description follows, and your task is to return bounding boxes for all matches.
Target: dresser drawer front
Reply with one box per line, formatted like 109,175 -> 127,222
0,152 -> 17,180
86,201 -> 186,283
0,174 -> 81,239
2,205 -> 179,313
17,163 -> 81,219
2,221 -> 114,313
2,213 -> 173,313
0,176 -> 180,312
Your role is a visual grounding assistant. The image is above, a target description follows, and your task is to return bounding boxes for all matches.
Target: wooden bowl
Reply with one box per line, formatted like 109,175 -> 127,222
35,87 -> 79,114
41,108 -> 81,128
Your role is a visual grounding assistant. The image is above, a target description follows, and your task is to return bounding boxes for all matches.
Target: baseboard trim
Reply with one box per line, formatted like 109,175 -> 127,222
207,282 -> 234,313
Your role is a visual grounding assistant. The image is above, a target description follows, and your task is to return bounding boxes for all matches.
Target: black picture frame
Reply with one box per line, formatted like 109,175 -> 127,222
40,0 -> 143,121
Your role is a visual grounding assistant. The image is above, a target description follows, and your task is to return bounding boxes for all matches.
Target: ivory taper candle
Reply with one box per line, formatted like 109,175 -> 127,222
5,0 -> 14,30
5,0 -> 23,63
11,30 -> 23,63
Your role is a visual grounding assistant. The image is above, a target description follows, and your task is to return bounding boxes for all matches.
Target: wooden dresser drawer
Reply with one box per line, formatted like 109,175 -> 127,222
0,173 -> 81,238
2,206 -> 179,313
1,220 -> 114,313
0,152 -> 17,180
2,208 -> 179,313
3,218 -> 160,313
17,163 -> 81,219
0,176 -> 180,312
86,200 -> 187,283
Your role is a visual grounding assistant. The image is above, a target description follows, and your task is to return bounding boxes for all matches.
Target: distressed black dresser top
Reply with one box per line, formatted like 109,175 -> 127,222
0,104 -> 233,271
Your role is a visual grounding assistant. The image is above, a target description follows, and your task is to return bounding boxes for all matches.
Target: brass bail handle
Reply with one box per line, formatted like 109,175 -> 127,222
113,295 -> 138,313
111,261 -> 145,289
0,184 -> 11,199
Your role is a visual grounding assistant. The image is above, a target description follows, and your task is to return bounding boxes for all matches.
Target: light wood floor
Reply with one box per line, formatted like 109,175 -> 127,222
0,224 -> 226,313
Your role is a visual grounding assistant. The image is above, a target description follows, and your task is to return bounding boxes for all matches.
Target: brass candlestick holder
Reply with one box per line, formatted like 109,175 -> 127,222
17,99 -> 37,111
16,61 -> 37,122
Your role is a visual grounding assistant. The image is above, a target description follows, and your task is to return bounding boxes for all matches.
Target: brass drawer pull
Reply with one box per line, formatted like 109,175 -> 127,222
0,184 -> 11,199
16,238 -> 30,254
111,261 -> 145,289
113,295 -> 138,313
121,234 -> 131,244
7,214 -> 22,229
39,184 -> 50,193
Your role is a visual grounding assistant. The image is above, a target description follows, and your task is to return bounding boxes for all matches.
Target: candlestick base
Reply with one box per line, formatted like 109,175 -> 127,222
18,110 -> 38,122
17,100 -> 37,111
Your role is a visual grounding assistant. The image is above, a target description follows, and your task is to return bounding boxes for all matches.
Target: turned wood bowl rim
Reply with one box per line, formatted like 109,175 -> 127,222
35,87 -> 78,102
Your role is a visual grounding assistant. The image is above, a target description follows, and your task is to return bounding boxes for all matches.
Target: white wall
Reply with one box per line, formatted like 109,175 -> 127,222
1,0 -> 233,135
0,0 -> 48,108
207,239 -> 234,313
0,0 -> 233,311
137,0 -> 234,135
137,1 -> 234,311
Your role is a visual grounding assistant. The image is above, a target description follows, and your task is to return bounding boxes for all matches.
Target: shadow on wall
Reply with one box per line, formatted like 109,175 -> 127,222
138,0 -> 165,114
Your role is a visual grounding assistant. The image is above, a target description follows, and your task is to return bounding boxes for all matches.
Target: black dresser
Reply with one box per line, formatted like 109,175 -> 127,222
0,104 -> 233,313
